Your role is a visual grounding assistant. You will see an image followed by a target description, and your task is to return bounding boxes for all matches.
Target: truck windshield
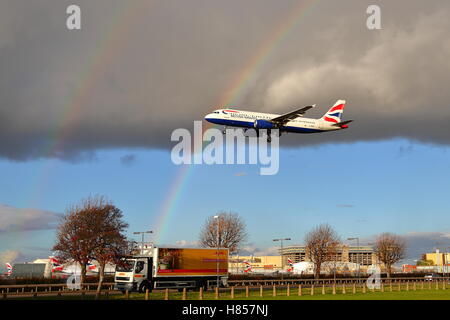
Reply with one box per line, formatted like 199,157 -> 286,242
116,259 -> 135,272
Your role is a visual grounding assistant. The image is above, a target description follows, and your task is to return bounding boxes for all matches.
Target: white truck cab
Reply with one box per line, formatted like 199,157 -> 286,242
115,256 -> 153,293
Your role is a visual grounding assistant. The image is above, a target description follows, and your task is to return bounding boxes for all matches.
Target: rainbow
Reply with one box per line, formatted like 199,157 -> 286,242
21,0 -> 319,243
153,0 -> 319,243
25,2 -> 150,207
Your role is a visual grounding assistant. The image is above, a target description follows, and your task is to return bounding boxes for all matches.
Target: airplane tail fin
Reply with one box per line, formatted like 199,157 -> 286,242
320,100 -> 346,123
5,263 -> 12,275
87,261 -> 97,271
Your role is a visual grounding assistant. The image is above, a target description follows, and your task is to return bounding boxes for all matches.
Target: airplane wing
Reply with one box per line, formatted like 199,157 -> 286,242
270,105 -> 316,125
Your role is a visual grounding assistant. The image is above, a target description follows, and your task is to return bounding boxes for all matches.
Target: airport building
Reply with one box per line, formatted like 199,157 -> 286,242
402,251 -> 450,273
424,252 -> 450,266
229,245 -> 378,274
280,245 -> 378,268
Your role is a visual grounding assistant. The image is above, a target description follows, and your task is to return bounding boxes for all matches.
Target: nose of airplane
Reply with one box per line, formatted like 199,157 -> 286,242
204,113 -> 213,120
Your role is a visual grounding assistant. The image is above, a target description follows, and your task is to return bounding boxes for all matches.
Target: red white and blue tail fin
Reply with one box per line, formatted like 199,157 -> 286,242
49,256 -> 64,272
5,263 -> 13,275
243,261 -> 252,273
321,100 -> 346,123
87,261 -> 98,271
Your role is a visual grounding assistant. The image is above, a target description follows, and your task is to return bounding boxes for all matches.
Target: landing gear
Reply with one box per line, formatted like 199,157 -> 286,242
255,129 -> 272,142
222,126 -> 227,134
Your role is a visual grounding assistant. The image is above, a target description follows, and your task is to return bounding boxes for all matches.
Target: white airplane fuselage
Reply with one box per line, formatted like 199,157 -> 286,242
204,109 -> 346,133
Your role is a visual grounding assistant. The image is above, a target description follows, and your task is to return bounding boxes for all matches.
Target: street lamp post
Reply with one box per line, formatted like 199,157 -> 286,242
133,230 -> 153,254
273,238 -> 291,280
214,215 -> 220,288
347,237 -> 360,281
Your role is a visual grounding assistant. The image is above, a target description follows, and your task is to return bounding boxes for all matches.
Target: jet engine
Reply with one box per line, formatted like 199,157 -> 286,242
253,119 -> 276,129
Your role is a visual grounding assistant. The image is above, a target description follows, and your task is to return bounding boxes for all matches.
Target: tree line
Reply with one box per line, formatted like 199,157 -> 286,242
198,215 -> 406,279
304,223 -> 405,278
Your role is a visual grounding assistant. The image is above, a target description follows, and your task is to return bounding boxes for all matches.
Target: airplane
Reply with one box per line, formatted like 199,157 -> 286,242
243,261 -> 252,273
287,258 -> 294,272
50,256 -> 98,274
204,99 -> 352,142
49,256 -> 64,272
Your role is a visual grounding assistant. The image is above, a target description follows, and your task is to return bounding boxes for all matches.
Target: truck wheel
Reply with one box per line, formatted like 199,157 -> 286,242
139,281 -> 152,293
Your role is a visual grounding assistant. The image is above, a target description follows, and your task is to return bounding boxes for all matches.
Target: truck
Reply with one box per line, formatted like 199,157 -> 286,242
114,247 -> 229,293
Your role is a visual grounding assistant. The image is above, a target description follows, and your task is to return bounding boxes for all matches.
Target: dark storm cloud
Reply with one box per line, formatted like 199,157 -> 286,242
1,0 -> 450,160
0,204 -> 62,233
401,232 -> 450,263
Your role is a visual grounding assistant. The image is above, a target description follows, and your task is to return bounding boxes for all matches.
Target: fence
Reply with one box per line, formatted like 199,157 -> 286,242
227,277 -> 450,287
0,282 -> 116,299
151,277 -> 449,300
1,277 -> 448,299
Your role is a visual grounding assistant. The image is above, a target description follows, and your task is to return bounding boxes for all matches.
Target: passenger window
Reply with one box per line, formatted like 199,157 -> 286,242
135,261 -> 145,273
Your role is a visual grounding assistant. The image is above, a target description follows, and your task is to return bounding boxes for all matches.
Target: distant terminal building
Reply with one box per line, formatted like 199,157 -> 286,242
403,251 -> 450,273
424,252 -> 450,267
280,245 -> 378,269
229,245 -> 378,274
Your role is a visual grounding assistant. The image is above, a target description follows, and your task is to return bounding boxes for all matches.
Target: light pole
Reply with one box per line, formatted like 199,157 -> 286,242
347,237 -> 360,281
273,238 -> 291,280
214,215 -> 220,288
133,230 -> 153,254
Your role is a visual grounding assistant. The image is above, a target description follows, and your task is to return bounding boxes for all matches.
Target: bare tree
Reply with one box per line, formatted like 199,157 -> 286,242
89,199 -> 129,297
53,199 -> 96,285
326,241 -> 341,282
199,212 -> 248,253
305,224 -> 341,279
53,196 -> 129,292
373,232 -> 405,277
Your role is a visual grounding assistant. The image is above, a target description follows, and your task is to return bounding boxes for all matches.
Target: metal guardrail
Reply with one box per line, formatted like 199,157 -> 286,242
227,277 -> 450,287
2,278 -> 449,300
1,277 -> 448,296
0,282 -> 116,294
